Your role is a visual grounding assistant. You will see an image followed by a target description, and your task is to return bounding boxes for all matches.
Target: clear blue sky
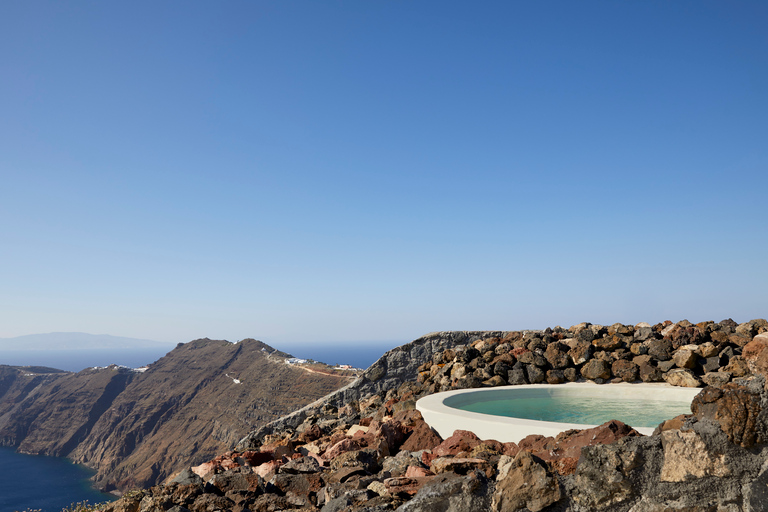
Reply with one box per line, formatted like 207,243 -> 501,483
1,1 -> 766,346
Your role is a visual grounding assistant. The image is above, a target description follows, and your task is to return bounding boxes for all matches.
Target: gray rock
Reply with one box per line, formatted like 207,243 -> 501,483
744,459 -> 768,511
634,326 -> 654,341
280,455 -> 322,474
396,470 -> 491,512
702,371 -> 731,387
571,438 -> 648,509
525,364 -> 545,384
581,359 -> 611,381
169,468 -> 203,486
507,363 -> 528,385
646,338 -> 673,361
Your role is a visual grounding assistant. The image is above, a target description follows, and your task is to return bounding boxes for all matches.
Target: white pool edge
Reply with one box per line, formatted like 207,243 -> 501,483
416,382 -> 702,443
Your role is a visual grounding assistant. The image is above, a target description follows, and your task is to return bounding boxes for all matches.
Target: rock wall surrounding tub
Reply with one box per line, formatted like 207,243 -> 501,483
416,318 -> 764,393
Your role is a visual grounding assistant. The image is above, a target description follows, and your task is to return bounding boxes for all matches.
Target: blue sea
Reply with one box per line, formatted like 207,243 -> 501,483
284,341 -> 402,369
0,446 -> 115,512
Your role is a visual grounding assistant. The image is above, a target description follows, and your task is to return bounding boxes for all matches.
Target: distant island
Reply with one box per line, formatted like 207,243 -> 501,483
0,332 -> 175,351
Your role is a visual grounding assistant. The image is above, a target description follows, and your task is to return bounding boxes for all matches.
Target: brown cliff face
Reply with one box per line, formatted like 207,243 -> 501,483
0,338 -> 353,492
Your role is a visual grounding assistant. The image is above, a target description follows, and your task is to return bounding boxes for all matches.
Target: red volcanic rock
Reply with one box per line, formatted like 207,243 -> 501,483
191,461 -> 218,480
405,465 -> 434,478
512,421 -> 641,476
384,476 -> 434,497
362,419 -> 410,453
511,347 -> 529,357
502,442 -> 520,457
400,418 -> 443,452
298,423 -> 324,443
431,430 -> 481,457
323,438 -> 363,461
254,459 -> 283,479
517,434 -> 554,453
393,409 -> 426,427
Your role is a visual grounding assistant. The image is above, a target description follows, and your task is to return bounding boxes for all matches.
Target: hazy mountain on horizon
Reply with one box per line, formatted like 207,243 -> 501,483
0,332 -> 176,351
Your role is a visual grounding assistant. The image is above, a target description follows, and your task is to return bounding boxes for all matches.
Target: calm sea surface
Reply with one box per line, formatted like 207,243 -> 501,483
0,447 -> 115,512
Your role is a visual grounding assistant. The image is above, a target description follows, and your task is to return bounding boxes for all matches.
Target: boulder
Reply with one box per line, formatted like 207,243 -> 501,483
611,360 -> 639,383
663,369 -> 701,387
279,456 -> 322,474
581,359 -> 611,381
572,439 -> 644,509
569,341 -> 593,365
646,338 -> 673,361
525,364 -> 546,384
323,438 -> 363,461
492,451 -> 561,512
431,430 -> 481,457
397,470 -> 491,512
546,369 -> 566,384
702,371 -> 731,387
544,343 -> 570,369
528,420 -> 640,476
724,356 -> 750,377
672,348 -> 697,369
743,333 -> 768,378
429,456 -> 488,475
507,363 -> 528,385
594,334 -> 624,351
400,419 -> 443,452
383,476 -> 433,497
691,384 -> 766,447
660,429 -> 730,482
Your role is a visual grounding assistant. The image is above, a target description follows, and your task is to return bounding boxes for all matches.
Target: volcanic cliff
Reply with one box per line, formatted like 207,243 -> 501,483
0,338 -> 355,492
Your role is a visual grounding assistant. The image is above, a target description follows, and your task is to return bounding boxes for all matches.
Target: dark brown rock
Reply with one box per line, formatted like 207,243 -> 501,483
580,359 -> 611,381
646,338 -> 673,361
544,342 -> 570,369
611,360 -> 639,382
691,384 -> 766,447
569,341 -> 593,365
593,334 -> 624,351
546,369 -> 566,384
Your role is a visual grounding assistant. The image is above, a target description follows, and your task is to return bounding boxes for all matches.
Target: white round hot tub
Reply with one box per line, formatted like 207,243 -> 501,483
416,382 -> 701,443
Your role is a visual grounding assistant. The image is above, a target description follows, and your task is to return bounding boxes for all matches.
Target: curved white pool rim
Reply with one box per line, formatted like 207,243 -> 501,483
416,382 -> 701,443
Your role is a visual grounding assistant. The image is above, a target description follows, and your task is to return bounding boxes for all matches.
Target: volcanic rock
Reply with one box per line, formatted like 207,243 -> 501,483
581,359 -> 611,380
663,368 -> 701,387
492,451 -> 561,512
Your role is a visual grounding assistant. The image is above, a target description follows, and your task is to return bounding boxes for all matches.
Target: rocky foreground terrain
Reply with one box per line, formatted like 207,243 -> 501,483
97,318 -> 768,512
0,339 -> 354,491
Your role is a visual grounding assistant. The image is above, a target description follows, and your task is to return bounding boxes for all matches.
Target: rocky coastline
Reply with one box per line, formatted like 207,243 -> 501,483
0,338 -> 354,492
98,318 -> 768,512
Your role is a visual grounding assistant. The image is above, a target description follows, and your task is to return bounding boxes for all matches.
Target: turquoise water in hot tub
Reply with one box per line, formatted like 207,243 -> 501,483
456,396 -> 692,428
